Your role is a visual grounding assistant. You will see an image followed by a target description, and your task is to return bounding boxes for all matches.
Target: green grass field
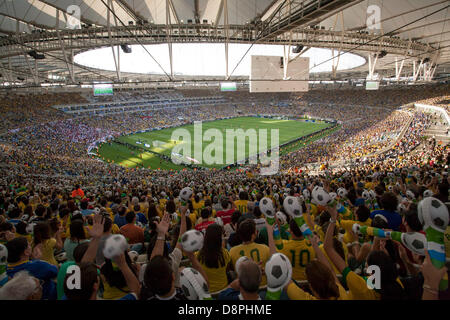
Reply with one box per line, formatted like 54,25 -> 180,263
97,117 -> 333,169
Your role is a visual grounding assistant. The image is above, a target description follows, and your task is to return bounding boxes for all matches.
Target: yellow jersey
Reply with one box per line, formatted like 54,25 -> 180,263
229,242 -> 270,286
340,219 -> 372,244
39,238 -> 58,266
287,281 -> 349,300
319,243 -> 348,275
192,200 -> 205,217
234,200 -> 249,214
278,239 -> 315,281
196,248 -> 231,293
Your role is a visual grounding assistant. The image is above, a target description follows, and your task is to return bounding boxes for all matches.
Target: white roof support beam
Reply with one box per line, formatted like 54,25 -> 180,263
395,41 -> 412,82
167,0 -> 180,25
367,52 -> 378,79
107,0 -> 121,82
56,30 -> 75,83
224,0 -> 229,78
166,0 -> 174,78
261,0 -> 285,21
412,59 -> 424,82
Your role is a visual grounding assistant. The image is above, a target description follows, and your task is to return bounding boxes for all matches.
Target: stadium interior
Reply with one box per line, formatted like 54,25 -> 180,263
0,0 -> 449,303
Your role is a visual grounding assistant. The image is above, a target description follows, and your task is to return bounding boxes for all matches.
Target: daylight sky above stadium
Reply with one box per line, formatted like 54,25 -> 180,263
75,44 -> 366,77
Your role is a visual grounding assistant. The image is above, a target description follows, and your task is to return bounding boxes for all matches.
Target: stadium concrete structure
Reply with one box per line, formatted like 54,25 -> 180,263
0,0 -> 448,86
0,0 -> 449,305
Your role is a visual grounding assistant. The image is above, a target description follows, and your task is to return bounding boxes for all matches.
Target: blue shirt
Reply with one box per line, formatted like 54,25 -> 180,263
114,215 -> 127,228
81,209 -> 94,216
369,209 -> 402,231
7,219 -> 21,226
7,260 -> 58,300
136,213 -> 148,225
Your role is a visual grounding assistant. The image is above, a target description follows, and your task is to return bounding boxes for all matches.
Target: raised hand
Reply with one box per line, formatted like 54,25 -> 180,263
155,213 -> 171,236
89,214 -> 105,239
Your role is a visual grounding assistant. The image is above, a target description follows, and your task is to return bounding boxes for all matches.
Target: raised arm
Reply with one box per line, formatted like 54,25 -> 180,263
310,234 -> 339,284
114,252 -> 140,297
184,250 -> 209,286
323,206 -> 346,274
175,205 -> 187,250
81,214 -> 105,263
265,220 -> 278,255
149,213 -> 170,260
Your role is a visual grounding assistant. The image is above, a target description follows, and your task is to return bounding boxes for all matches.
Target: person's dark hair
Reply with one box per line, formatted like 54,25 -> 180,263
101,254 -> 137,290
126,211 -> 136,224
166,200 -> 176,214
356,206 -> 370,222
237,219 -> 256,242
289,219 -> 303,238
346,189 -> 357,206
306,260 -> 340,299
35,204 -> 46,217
5,237 -> 28,263
200,208 -> 210,220
436,182 -> 449,203
48,218 -> 60,236
404,204 -> 422,232
318,210 -> 331,226
33,222 -> 51,245
70,220 -> 86,241
372,215 -> 389,229
64,262 -> 98,300
8,207 -> 21,219
375,185 -> 385,196
24,205 -> 33,218
148,204 -> 158,219
15,221 -> 28,235
118,206 -> 127,217
231,210 -> 241,226
253,206 -> 262,218
367,250 -> 406,300
198,224 -> 225,268
73,242 -> 90,263
221,199 -> 229,210
0,222 -> 14,233
379,192 -> 398,211
239,191 -> 249,201
59,208 -> 70,220
143,255 -> 173,296
103,216 -> 112,233
80,201 -> 88,210
133,204 -> 141,213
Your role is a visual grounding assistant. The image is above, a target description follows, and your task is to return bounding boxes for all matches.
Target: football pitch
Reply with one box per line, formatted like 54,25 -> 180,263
97,116 -> 334,170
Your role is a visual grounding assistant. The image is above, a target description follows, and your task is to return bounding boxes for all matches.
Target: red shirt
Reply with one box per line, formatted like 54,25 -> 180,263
195,220 -> 215,233
216,208 -> 234,225
71,188 -> 84,199
120,224 -> 144,244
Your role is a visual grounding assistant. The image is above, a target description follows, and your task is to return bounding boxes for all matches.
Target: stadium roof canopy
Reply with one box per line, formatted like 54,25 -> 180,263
0,0 -> 448,87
